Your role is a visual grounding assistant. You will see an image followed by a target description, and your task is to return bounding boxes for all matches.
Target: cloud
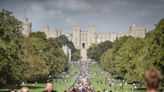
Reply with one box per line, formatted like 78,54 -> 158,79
70,0 -> 92,11
56,0 -> 93,11
47,10 -> 63,17
30,4 -> 44,12
138,10 -> 151,18
100,6 -> 111,14
65,17 -> 76,26
112,0 -> 129,6
1,0 -> 163,32
30,3 -> 64,18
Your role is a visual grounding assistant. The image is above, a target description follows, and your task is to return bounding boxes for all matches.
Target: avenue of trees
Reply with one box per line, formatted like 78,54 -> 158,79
87,41 -> 113,63
100,19 -> 164,84
0,9 -> 69,85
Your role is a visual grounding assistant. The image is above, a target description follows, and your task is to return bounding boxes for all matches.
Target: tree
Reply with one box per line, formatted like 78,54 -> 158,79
46,38 -> 68,75
144,19 -> 164,83
100,19 -> 164,84
0,9 -> 69,85
55,35 -> 80,61
28,32 -> 69,78
87,44 -> 98,60
55,35 -> 76,52
0,9 -> 25,84
71,50 -> 81,61
87,41 -> 113,63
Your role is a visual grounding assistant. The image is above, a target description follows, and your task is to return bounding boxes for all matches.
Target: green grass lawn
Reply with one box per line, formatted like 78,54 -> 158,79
0,65 -> 79,92
0,64 -> 162,92
90,76 -> 145,92
89,64 -> 145,92
28,74 -> 78,92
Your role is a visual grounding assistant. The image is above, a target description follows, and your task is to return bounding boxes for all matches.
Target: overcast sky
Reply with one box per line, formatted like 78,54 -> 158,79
0,0 -> 164,33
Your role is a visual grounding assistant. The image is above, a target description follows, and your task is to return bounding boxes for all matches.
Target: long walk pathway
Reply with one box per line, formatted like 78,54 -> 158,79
67,48 -> 94,92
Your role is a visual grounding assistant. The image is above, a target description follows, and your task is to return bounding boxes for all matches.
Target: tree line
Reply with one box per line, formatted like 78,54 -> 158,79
88,19 -> 164,84
87,41 -> 113,63
0,9 -> 79,85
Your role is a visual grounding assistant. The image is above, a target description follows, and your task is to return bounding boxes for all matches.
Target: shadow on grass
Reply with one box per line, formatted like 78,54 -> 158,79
137,88 -> 146,90
26,85 -> 44,89
0,85 -> 44,92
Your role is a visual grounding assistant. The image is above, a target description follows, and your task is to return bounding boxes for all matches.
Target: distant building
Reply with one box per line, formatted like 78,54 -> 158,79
21,17 -> 32,37
67,24 -> 146,49
129,24 -> 146,38
43,24 -> 146,49
62,45 -> 71,62
43,26 -> 63,38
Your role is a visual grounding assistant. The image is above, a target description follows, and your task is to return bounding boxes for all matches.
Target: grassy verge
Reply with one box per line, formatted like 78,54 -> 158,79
0,65 -> 79,92
89,64 -> 145,92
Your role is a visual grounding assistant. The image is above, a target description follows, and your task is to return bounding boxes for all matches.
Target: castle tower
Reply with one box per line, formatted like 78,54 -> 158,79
21,8 -> 32,37
86,25 -> 96,33
130,24 -> 146,38
21,17 -> 32,37
86,25 -> 96,48
72,25 -> 81,49
43,26 -> 63,38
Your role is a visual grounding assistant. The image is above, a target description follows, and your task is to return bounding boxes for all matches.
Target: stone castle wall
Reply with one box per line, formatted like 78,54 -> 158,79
43,24 -> 146,49
43,26 -> 63,38
21,17 -> 146,50
68,24 -> 146,49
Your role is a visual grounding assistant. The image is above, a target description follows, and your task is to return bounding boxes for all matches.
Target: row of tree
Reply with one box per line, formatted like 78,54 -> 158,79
0,10 -> 70,85
100,19 -> 164,83
87,41 -> 113,63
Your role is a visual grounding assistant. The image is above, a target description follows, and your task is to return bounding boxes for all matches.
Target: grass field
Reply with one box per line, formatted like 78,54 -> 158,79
0,65 -> 79,92
88,64 -> 145,92
0,64 -> 163,92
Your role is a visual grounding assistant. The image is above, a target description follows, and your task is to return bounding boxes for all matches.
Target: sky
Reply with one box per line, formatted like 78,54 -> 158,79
0,0 -> 164,33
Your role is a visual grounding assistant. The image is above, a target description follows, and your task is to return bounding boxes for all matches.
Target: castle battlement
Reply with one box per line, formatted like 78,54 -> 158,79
43,26 -> 63,38
43,24 -> 146,49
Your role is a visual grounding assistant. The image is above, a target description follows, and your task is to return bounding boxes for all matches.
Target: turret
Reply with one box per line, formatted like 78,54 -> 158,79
21,17 -> 32,37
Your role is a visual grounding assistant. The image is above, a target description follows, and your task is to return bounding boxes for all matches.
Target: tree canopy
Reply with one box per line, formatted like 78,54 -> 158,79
0,9 -> 69,85
100,19 -> 164,83
87,41 -> 113,63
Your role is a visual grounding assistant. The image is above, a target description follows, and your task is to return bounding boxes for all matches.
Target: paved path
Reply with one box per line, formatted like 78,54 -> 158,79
67,49 -> 94,92
80,48 -> 87,61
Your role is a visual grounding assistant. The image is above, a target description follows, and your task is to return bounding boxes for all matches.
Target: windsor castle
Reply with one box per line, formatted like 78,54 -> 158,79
21,17 -> 146,49
42,24 -> 146,49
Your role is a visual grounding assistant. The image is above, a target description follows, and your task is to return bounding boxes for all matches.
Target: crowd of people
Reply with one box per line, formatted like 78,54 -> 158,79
9,66 -> 161,92
67,61 -> 94,92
